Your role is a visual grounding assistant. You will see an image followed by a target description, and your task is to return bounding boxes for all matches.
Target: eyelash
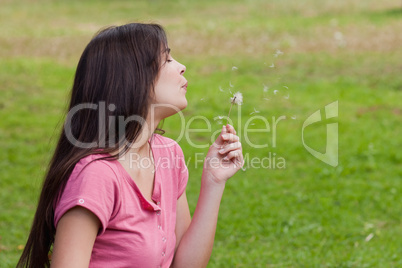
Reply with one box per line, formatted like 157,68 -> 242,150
167,59 -> 173,63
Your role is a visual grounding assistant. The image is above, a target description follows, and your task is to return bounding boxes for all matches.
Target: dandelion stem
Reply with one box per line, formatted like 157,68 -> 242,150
226,101 -> 234,125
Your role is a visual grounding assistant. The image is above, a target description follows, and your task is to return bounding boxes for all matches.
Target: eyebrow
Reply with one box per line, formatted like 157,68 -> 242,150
165,47 -> 171,54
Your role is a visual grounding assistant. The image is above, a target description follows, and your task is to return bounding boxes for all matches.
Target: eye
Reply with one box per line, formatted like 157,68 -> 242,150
167,58 -> 173,63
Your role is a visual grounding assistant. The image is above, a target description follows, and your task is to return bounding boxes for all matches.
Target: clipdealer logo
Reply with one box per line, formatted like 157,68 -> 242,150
63,101 -> 339,168
302,101 -> 338,167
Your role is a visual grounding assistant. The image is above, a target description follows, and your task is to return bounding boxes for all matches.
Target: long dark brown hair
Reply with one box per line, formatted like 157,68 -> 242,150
17,23 -> 168,268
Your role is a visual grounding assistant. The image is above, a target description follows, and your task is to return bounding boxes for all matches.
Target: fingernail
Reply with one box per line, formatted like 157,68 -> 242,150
223,156 -> 228,161
222,134 -> 228,139
219,149 -> 225,154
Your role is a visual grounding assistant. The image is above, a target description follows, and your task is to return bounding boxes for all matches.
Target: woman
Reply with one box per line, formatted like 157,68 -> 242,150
18,23 -> 243,268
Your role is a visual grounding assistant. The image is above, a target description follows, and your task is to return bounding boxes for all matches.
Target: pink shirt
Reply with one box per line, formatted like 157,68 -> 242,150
54,134 -> 188,268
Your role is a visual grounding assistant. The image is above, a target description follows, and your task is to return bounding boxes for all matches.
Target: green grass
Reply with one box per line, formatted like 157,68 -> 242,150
1,0 -> 401,267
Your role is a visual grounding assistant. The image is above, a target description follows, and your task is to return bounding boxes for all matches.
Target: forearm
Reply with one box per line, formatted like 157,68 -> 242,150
172,172 -> 225,268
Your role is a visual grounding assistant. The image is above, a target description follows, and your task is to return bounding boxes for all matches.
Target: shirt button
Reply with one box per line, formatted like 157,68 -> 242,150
158,225 -> 162,229
162,252 -> 165,257
162,237 -> 166,242
157,201 -> 160,205
156,211 -> 161,215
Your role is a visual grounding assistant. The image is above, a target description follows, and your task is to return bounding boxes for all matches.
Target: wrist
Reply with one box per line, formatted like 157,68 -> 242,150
201,171 -> 226,190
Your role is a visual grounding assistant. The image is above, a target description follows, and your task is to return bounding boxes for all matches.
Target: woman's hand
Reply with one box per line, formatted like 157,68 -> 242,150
203,124 -> 244,185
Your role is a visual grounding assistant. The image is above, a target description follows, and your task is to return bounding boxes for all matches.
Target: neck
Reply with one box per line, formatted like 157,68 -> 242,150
120,115 -> 161,157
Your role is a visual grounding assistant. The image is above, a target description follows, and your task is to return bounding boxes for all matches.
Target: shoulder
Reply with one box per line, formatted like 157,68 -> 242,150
70,153 -> 120,183
55,154 -> 122,232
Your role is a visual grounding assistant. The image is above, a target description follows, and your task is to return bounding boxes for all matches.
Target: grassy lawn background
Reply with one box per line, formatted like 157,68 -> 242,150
1,0 -> 401,267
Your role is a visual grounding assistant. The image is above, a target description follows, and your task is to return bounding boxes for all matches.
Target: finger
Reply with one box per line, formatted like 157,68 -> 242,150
222,149 -> 243,163
218,142 -> 242,154
213,125 -> 227,147
221,133 -> 240,143
226,124 -> 236,135
228,149 -> 244,168
222,124 -> 227,135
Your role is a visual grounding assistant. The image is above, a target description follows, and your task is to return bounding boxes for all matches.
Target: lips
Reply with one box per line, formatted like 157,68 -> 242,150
182,82 -> 188,90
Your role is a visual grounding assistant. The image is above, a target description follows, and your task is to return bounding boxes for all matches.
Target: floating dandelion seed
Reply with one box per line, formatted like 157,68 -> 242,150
200,98 -> 205,101
283,86 -> 288,89
217,120 -> 223,125
291,116 -> 297,120
219,86 -> 224,92
365,233 -> 374,242
263,84 -> 269,92
232,66 -> 238,70
218,116 -> 224,119
250,108 -> 260,115
334,31 -> 346,47
284,94 -> 289,99
269,63 -> 275,68
229,81 -> 234,88
226,92 -> 243,124
250,123 -> 255,126
274,90 -> 279,95
334,31 -> 343,41
264,98 -> 270,101
274,49 -> 284,57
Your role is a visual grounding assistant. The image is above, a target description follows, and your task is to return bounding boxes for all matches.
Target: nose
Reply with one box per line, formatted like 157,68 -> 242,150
180,63 -> 186,75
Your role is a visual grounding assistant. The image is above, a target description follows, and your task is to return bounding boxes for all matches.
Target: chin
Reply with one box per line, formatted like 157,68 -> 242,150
179,100 -> 188,110
154,101 -> 187,119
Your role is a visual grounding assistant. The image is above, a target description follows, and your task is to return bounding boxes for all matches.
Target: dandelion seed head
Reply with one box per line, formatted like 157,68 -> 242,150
230,92 -> 243,105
